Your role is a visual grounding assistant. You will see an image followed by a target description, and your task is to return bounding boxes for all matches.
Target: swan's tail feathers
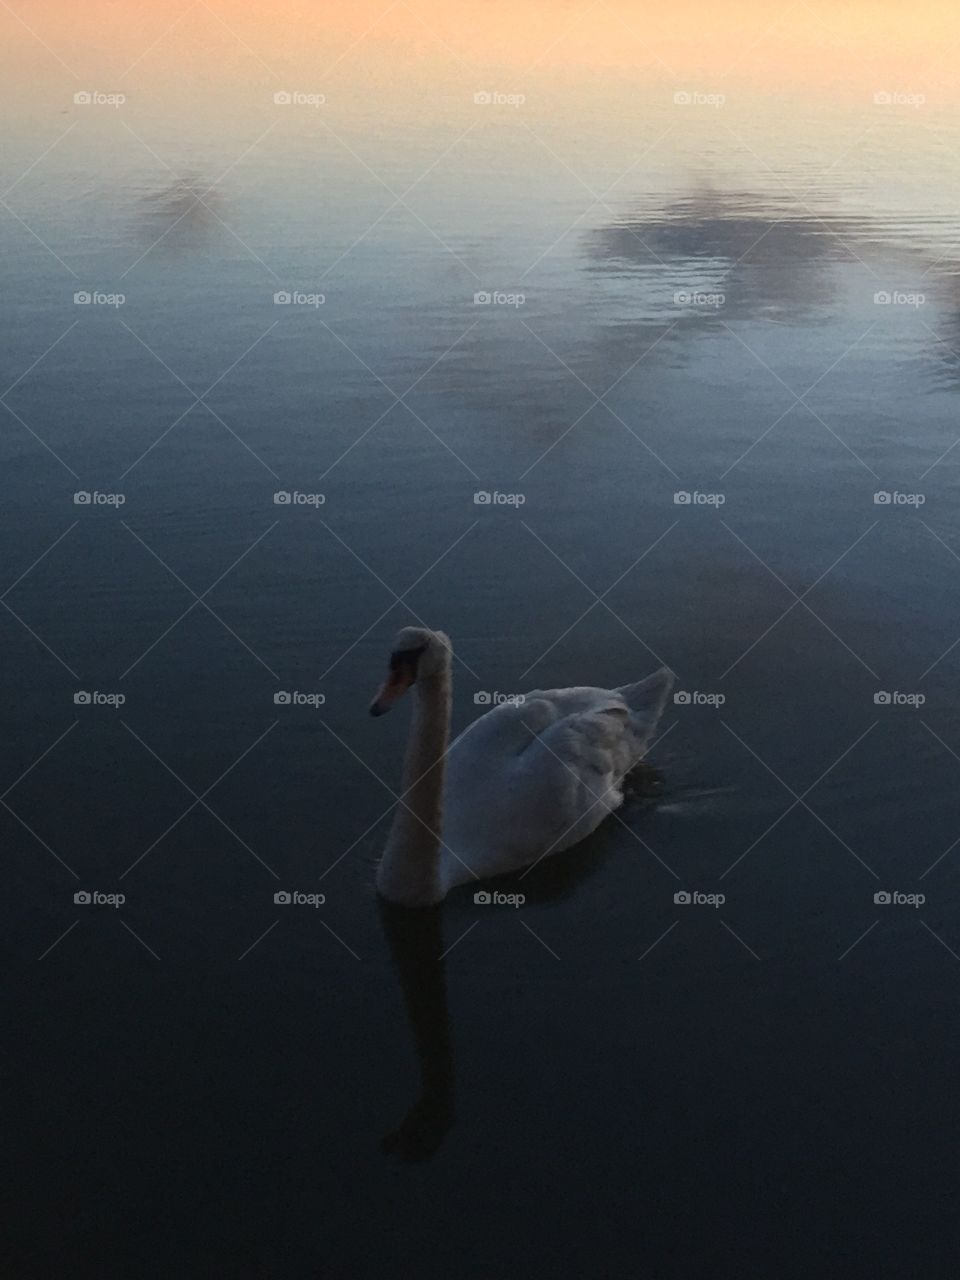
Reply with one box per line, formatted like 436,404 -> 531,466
616,667 -> 675,750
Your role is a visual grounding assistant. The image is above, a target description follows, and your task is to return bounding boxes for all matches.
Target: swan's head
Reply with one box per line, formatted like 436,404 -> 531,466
369,626 -> 452,716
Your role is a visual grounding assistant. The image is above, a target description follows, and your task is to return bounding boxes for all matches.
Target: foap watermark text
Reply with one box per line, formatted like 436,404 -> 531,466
474,890 -> 525,907
674,690 -> 725,707
674,490 -> 724,506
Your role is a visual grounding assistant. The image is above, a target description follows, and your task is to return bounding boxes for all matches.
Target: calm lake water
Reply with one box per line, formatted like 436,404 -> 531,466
3,2 -> 960,1275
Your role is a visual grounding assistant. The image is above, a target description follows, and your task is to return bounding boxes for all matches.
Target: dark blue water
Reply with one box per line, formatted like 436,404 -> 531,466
3,3 -> 960,1275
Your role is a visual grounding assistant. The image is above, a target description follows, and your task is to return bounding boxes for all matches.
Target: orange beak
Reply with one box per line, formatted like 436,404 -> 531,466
369,666 -> 415,716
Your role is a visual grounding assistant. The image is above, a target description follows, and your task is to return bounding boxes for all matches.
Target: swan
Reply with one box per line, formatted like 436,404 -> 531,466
370,626 -> 674,907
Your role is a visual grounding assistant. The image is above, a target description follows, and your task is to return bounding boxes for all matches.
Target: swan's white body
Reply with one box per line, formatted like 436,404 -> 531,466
439,678 -> 672,888
372,630 -> 673,906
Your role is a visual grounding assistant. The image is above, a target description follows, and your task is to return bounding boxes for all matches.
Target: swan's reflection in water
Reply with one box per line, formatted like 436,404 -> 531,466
378,898 -> 453,1162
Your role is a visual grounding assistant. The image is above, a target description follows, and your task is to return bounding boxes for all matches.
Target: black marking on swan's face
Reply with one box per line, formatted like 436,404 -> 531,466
370,642 -> 429,716
389,642 -> 428,679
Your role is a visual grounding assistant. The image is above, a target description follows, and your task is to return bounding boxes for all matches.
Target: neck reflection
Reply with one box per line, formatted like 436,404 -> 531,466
378,898 -> 454,1161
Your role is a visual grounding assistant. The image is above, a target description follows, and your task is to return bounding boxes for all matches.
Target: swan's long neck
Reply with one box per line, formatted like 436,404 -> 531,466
377,665 -> 451,906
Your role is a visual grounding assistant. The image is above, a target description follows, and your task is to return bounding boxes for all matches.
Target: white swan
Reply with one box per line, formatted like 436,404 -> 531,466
370,626 -> 674,907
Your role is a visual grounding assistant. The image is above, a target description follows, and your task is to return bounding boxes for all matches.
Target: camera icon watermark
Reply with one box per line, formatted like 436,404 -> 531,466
674,889 -> 725,907
474,889 -> 525,907
473,289 -> 525,307
74,290 -> 125,307
273,490 -> 325,506
874,890 -> 924,907
873,290 -> 924,307
273,90 -> 325,107
873,690 -> 925,707
473,90 -> 525,107
274,889 -> 325,906
673,289 -> 724,308
74,889 -> 125,906
673,90 -> 725,107
274,690 -> 325,707
474,691 -> 525,706
74,490 -> 125,506
673,490 -> 725,506
74,690 -> 125,707
873,490 -> 924,506
273,290 -> 324,307
473,490 -> 525,506
673,690 -> 725,707
873,90 -> 925,108
74,90 -> 125,108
